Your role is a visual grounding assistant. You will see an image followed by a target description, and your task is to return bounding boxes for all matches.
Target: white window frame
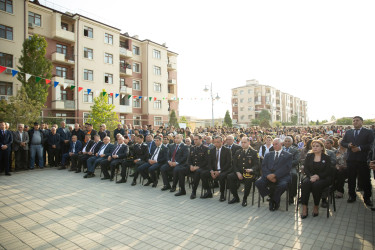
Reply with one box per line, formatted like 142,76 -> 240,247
83,91 -> 93,103
83,112 -> 90,123
154,116 -> 162,126
133,80 -> 141,90
104,33 -> 113,45
154,100 -> 162,109
133,116 -> 141,126
84,69 -> 93,81
108,94 -> 113,104
153,66 -> 161,75
153,82 -> 161,92
133,62 -> 140,73
84,26 -> 93,38
84,47 -> 93,59
104,53 -> 113,64
104,73 -> 113,84
132,45 -> 140,55
153,49 -> 161,59
133,99 -> 141,108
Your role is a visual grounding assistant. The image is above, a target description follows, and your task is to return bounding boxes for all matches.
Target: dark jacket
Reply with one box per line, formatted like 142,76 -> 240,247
28,129 -> 45,145
98,130 -> 111,140
12,131 -> 29,151
261,151 -> 292,180
57,127 -> 70,142
227,143 -> 242,157
341,127 -> 374,162
71,129 -> 85,143
111,143 -> 129,159
47,133 -> 61,149
146,141 -> 157,156
0,129 -> 13,150
133,143 -> 149,162
85,129 -> 97,140
168,143 -> 189,166
233,148 -> 260,176
303,153 -> 332,181
188,144 -> 208,170
150,145 -> 169,165
81,140 -> 94,153
97,143 -> 114,157
88,141 -> 103,154
208,146 -> 232,175
113,128 -> 125,138
69,140 -> 83,155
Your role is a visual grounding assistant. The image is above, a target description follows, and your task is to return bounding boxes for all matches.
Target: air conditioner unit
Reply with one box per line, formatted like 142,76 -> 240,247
5,68 -> 12,74
28,23 -> 35,29
0,95 -> 9,100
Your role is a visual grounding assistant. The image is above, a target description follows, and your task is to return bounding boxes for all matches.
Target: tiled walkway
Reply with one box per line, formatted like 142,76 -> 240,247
0,168 -> 374,249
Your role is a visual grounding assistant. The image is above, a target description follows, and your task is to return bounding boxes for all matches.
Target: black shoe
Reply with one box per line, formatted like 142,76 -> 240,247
321,199 -> 328,208
116,179 -> 126,184
274,202 -> 280,211
152,181 -> 158,188
269,200 -> 275,211
170,187 -> 176,192
219,195 -> 226,202
5,173 -> 11,176
201,192 -> 213,199
144,180 -> 153,186
110,178 -> 113,181
58,166 -> 66,170
87,173 -> 95,178
242,199 -> 248,207
131,180 -> 136,186
75,170 -> 81,173
83,173 -> 89,178
228,197 -> 240,204
190,193 -> 196,199
289,197 -> 294,205
161,186 -> 171,191
364,199 -> 373,207
301,208 -> 308,219
312,212 -> 319,217
347,196 -> 356,203
175,190 -> 186,196
84,170 -> 88,173
101,177 -> 110,180
356,187 -> 363,192
69,169 -> 75,172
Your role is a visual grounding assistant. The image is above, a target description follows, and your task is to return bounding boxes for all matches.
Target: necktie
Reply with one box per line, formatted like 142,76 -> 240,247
152,147 -> 160,160
148,143 -> 152,153
215,149 -> 219,170
90,142 -> 98,152
113,144 -> 121,156
275,152 -> 279,161
172,144 -> 179,162
72,142 -> 75,153
354,129 -> 359,140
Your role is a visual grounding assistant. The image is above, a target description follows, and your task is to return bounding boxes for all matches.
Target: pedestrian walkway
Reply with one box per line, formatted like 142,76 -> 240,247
0,168 -> 374,249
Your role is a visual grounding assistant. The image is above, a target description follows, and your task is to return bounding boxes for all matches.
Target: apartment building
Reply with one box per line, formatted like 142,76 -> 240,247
232,79 -> 308,126
0,0 -> 178,127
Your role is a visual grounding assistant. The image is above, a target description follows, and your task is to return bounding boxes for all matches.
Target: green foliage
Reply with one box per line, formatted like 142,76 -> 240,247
87,92 -> 118,132
336,117 -> 352,125
260,119 -> 271,128
17,34 -> 52,106
42,112 -> 64,126
223,110 -> 232,127
251,119 -> 260,126
291,115 -> 298,125
309,120 -> 315,125
169,110 -> 179,128
179,116 -> 189,127
272,121 -> 282,128
330,115 -> 336,121
259,109 -> 271,121
363,119 -> 374,125
0,87 -> 44,129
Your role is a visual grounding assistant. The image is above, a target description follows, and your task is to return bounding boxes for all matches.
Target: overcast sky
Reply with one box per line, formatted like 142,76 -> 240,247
48,0 -> 375,121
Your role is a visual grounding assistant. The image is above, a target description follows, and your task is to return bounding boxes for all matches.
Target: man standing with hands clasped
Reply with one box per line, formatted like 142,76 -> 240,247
341,116 -> 374,206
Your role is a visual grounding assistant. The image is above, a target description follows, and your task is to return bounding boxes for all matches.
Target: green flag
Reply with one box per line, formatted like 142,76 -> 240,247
70,86 -> 76,90
35,76 -> 42,83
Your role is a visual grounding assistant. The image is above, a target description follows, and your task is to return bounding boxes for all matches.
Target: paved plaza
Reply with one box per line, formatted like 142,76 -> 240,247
0,168 -> 374,250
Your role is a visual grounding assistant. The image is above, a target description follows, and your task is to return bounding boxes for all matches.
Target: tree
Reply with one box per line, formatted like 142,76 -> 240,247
291,115 -> 298,125
0,87 -> 44,129
336,117 -> 352,125
363,119 -> 374,125
251,119 -> 260,126
169,110 -> 179,128
17,34 -> 52,106
223,110 -> 232,127
272,121 -> 282,128
87,92 -> 118,132
257,109 -> 271,127
179,116 -> 189,127
330,115 -> 336,121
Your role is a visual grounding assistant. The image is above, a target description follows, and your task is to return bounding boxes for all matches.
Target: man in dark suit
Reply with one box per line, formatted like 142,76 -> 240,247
59,135 -> 82,170
205,136 -> 232,201
189,134 -> 209,199
47,127 -> 61,168
283,136 -> 301,204
85,136 -> 113,178
71,123 -> 85,144
71,134 -> 94,173
160,134 -> 189,192
101,136 -> 129,181
98,124 -> 111,140
255,138 -> 292,211
57,121 -> 71,163
78,135 -> 103,173
40,122 -> 50,167
137,136 -> 168,187
225,135 -> 242,157
145,134 -> 157,156
0,121 -> 13,175
341,116 -> 374,206
12,123 -> 29,171
113,123 -> 125,138
127,134 -> 149,186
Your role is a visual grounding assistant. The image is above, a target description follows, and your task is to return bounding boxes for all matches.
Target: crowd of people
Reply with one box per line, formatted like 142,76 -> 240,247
0,116 -> 374,217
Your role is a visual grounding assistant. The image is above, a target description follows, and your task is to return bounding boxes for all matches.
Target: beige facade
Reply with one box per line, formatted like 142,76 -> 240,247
232,79 -> 308,126
0,0 -> 178,127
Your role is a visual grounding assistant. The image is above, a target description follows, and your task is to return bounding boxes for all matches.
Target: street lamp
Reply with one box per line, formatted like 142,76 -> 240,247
203,83 -> 220,127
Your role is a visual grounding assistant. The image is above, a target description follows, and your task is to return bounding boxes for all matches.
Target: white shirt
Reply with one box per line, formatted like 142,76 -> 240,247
82,140 -> 90,153
216,147 -> 222,171
98,143 -> 109,155
259,144 -> 273,157
152,146 -> 161,161
19,131 -> 23,141
274,149 -> 283,160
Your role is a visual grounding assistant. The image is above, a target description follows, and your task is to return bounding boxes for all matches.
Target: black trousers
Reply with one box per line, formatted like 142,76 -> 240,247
70,154 -> 80,170
289,167 -> 298,200
77,154 -> 93,171
191,169 -> 210,193
15,148 -> 28,170
48,148 -> 60,167
347,161 -> 372,199
334,168 -> 347,193
301,178 -> 330,206
176,166 -> 190,191
227,172 -> 254,199
101,159 -> 123,179
0,149 -> 10,174
203,171 -> 229,194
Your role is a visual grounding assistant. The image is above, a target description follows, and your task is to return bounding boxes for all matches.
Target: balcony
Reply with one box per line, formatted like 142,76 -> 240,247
119,105 -> 132,113
119,86 -> 132,94
167,63 -> 177,71
120,67 -> 132,76
233,103 -> 238,107
52,52 -> 75,65
254,101 -> 262,105
168,92 -> 177,100
168,79 -> 177,84
52,100 -> 75,110
52,28 -> 75,43
119,47 -> 133,58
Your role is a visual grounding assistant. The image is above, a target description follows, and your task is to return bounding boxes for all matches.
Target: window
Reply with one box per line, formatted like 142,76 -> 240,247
84,69 -> 93,81
0,0 -> 13,13
154,100 -> 162,109
104,73 -> 113,84
61,22 -> 68,30
153,49 -> 161,59
28,12 -> 41,26
154,83 -> 161,92
240,107 -> 244,111
84,26 -> 93,38
83,91 -> 93,103
83,112 -> 89,123
61,89 -> 67,100
56,66 -> 67,78
154,117 -> 162,126
104,33 -> 113,44
84,48 -> 93,59
240,90 -> 244,95
120,94 -> 130,105
0,24 -> 13,40
248,115 -> 251,119
108,95 -> 113,104
133,99 -> 141,108
0,52 -> 12,67
132,45 -> 140,55
120,41 -> 129,49
0,81 -> 12,95
248,106 -> 253,111
240,98 -> 244,103
248,98 -> 252,103
248,89 -> 252,94
153,66 -> 161,75
120,78 -> 125,87
240,115 -> 244,120
120,115 -> 125,124
56,44 -> 67,55
133,62 -> 140,73
104,53 -> 113,64
133,80 -> 141,90
133,116 -> 141,126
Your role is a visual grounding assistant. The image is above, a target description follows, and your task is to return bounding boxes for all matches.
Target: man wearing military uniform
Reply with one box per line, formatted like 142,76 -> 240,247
189,135 -> 209,199
227,137 -> 260,206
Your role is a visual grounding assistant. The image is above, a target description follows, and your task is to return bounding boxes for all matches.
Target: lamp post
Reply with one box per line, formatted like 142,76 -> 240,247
203,83 -> 220,127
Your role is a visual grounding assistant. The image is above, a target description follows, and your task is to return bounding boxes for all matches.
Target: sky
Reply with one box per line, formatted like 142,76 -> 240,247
47,0 -> 375,121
